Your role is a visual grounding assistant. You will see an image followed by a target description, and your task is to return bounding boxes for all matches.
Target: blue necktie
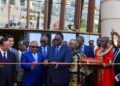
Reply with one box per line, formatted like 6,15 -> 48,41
43,47 -> 47,59
3,52 -> 7,61
21,52 -> 24,57
55,46 -> 59,56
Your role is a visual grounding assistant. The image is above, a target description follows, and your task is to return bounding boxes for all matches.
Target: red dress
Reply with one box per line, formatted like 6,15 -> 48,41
101,49 -> 115,86
96,49 -> 114,86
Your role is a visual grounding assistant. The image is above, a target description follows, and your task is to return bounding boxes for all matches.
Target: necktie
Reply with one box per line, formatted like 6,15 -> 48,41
113,49 -> 120,63
43,47 -> 47,59
3,52 -> 7,61
55,46 -> 59,56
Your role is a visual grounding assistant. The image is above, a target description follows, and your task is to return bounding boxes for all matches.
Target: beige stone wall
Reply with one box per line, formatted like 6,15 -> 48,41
101,0 -> 120,37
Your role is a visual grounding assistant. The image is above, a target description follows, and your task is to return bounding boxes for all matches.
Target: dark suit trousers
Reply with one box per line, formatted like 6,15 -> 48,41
83,73 -> 94,86
47,83 -> 68,86
0,77 -> 13,86
115,81 -> 120,86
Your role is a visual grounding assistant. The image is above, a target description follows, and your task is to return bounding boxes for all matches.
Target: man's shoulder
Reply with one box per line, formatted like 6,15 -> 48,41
84,45 -> 92,49
11,48 -> 18,52
24,51 -> 31,55
8,50 -> 15,55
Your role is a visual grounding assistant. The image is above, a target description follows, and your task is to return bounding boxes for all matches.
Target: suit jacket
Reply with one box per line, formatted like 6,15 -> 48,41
81,45 -> 94,57
38,46 -> 51,60
47,44 -> 73,84
10,48 -> 18,58
0,51 -> 17,86
21,51 -> 43,86
114,51 -> 120,75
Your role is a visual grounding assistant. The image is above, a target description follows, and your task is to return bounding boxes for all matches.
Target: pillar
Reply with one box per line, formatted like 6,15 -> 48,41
101,0 -> 120,37
59,0 -> 66,30
44,0 -> 49,30
74,0 -> 82,30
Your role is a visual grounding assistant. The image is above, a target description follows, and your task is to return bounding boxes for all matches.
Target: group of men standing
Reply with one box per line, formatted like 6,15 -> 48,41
3,31 -> 120,86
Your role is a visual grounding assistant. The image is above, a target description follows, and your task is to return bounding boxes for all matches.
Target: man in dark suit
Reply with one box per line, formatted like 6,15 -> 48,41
38,35 -> 50,61
5,35 -> 18,58
21,41 -> 43,86
0,37 -> 17,86
38,35 -> 50,85
76,36 -> 94,57
47,33 -> 73,86
111,32 -> 120,86
114,50 -> 120,86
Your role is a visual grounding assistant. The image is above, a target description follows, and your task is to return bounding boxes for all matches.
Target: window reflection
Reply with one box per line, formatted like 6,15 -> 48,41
65,0 -> 75,30
0,0 -> 101,33
80,0 -> 89,32
50,0 -> 61,30
93,0 -> 100,33
29,0 -> 44,29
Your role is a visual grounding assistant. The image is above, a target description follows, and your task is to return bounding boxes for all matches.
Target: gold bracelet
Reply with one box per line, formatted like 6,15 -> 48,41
87,60 -> 89,64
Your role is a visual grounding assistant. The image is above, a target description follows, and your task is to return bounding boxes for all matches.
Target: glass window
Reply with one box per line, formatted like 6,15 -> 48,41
27,0 -> 44,29
93,0 -> 100,33
50,0 -> 61,29
90,35 -> 99,48
10,0 -> 15,5
65,0 -> 75,30
80,0 -> 89,32
8,0 -> 27,29
20,0 -> 25,6
29,32 -> 41,46
51,33 -> 76,43
1,0 -> 7,4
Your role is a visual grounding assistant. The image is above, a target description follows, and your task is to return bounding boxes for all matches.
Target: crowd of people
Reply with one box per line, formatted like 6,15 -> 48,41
0,32 -> 120,86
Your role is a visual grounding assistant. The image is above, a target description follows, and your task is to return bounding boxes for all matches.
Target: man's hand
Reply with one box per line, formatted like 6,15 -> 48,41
44,59 -> 48,66
111,31 -> 120,37
49,62 -> 57,67
0,65 -> 4,68
31,62 -> 37,70
14,83 -> 17,86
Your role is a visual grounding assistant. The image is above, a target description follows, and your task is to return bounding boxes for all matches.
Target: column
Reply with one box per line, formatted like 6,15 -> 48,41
101,0 -> 120,36
44,0 -> 49,30
74,0 -> 82,30
87,0 -> 95,33
26,0 -> 30,29
59,0 -> 66,30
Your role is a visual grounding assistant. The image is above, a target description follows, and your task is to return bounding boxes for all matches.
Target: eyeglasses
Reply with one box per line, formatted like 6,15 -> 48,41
31,46 -> 38,48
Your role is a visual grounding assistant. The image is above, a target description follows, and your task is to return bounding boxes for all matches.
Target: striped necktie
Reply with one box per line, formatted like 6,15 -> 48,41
113,49 -> 120,63
43,47 -> 47,59
55,46 -> 59,56
3,52 -> 7,61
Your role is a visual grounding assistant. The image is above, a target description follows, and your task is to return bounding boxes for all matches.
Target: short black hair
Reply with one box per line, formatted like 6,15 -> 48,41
55,32 -> 64,40
4,35 -> 13,39
0,37 -> 9,45
89,40 -> 94,43
76,36 -> 84,42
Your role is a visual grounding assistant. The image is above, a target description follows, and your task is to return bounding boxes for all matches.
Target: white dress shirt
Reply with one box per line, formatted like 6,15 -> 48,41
0,48 -> 7,59
32,53 -> 38,62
